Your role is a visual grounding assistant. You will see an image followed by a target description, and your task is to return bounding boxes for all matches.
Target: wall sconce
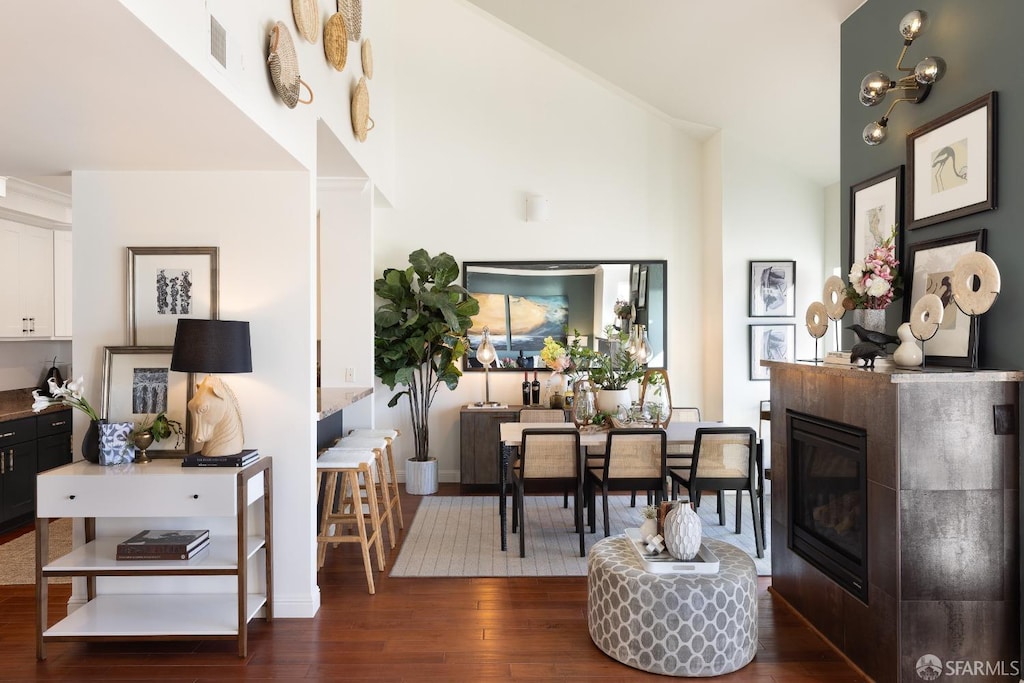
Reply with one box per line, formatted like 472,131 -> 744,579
525,194 -> 550,222
860,10 -> 946,145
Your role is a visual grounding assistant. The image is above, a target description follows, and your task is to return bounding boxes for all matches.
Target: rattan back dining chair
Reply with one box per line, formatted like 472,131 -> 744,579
510,428 -> 583,558
669,426 -> 763,558
585,428 -> 667,538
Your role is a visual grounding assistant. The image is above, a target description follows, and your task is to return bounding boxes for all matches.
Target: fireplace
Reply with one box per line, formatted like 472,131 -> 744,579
787,411 -> 868,603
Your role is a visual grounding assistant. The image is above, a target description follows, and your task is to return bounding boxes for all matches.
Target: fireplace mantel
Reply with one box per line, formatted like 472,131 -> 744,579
766,361 -> 1022,683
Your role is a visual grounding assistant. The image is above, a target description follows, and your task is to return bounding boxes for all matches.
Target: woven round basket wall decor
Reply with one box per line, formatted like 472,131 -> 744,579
267,22 -> 314,108
338,0 -> 362,42
361,38 -> 373,78
291,0 -> 320,44
323,12 -> 348,70
351,76 -> 374,142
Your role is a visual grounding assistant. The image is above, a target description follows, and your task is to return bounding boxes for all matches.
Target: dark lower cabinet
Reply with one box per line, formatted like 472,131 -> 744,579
0,408 -> 71,532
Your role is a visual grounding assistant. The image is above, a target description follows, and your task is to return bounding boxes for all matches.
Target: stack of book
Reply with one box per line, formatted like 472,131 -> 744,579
116,529 -> 211,561
181,449 -> 259,468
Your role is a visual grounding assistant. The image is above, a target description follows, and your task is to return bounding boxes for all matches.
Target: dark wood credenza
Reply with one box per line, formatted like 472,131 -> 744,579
766,361 -> 1022,683
460,406 -> 571,489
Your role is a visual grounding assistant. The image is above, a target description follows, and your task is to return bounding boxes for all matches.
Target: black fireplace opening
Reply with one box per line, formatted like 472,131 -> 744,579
788,411 -> 868,603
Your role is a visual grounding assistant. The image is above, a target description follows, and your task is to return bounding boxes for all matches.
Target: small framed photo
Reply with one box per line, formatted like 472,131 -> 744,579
630,263 -> 640,295
637,266 -> 648,309
750,324 -> 795,381
850,166 -> 903,269
907,92 -> 997,230
100,346 -> 191,455
127,247 -> 219,345
749,260 -> 795,317
902,230 -> 986,367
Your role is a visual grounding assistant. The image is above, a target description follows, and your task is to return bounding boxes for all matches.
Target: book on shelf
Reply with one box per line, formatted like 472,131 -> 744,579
116,537 -> 211,561
181,448 -> 259,468
116,529 -> 210,558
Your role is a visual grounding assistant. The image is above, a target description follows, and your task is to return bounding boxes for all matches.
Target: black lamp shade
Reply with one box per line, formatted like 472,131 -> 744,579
170,319 -> 252,374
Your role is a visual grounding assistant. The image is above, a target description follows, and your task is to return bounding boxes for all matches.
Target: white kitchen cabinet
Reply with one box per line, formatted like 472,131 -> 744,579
52,230 -> 72,338
0,222 -> 54,337
35,457 -> 274,659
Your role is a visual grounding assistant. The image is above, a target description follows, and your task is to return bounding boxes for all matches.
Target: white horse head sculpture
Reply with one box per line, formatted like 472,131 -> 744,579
188,375 -> 244,456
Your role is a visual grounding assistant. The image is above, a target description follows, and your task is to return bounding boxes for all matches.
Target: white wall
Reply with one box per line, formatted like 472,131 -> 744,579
72,170 -> 319,618
376,0 -> 704,480
120,0 -> 396,199
720,140 -> 826,432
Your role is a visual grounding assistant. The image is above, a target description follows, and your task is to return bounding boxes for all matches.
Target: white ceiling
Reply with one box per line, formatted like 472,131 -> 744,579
464,0 -> 866,185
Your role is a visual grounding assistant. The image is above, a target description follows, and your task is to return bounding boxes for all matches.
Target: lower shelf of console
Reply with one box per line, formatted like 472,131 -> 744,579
43,593 -> 267,638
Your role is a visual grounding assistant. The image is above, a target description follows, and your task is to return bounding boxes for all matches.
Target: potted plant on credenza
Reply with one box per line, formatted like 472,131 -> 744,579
374,249 -> 479,494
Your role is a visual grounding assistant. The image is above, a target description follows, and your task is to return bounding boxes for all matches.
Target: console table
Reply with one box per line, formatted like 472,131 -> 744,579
34,457 -> 273,660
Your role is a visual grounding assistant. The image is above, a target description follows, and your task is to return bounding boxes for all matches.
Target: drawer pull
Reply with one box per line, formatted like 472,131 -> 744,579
193,494 -> 199,499
0,431 -> 14,439
68,495 -> 75,500
51,420 -> 68,428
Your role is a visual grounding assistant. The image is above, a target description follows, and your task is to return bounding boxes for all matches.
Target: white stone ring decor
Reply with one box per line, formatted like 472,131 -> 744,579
951,251 -> 1001,315
805,301 -> 828,338
909,293 -> 943,342
823,275 -> 848,320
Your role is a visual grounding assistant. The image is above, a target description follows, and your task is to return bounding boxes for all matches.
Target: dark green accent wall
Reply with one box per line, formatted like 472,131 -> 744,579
842,0 -> 1024,370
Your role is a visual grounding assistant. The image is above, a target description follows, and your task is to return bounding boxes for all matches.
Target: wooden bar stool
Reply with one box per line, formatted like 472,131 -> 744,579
316,448 -> 386,594
347,428 -> 404,530
331,436 -> 397,549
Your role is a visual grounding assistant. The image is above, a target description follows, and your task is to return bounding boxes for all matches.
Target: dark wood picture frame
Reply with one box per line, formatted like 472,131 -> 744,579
902,229 -> 986,367
749,260 -> 796,318
907,92 -> 997,230
749,323 -> 795,381
849,166 -> 903,270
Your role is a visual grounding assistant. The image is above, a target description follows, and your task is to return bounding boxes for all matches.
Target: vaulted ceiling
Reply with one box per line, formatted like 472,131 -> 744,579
465,0 -> 866,185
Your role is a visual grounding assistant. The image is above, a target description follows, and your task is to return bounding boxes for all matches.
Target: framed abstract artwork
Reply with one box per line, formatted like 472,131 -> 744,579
906,92 -> 997,230
749,324 -> 795,381
749,260 -> 796,317
100,346 -> 191,455
127,247 -> 219,345
902,230 -> 986,367
850,166 -> 903,269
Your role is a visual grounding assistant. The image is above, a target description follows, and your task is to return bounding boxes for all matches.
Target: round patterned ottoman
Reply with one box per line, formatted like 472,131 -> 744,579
587,536 -> 757,677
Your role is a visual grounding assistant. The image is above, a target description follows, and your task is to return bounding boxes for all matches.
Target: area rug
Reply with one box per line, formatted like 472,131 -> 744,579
0,518 -> 73,585
390,494 -> 770,577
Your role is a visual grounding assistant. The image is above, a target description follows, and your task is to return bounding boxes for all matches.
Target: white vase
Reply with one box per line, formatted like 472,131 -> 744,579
663,502 -> 702,560
405,457 -> 438,495
596,389 -> 631,415
639,518 -> 657,540
893,322 -> 923,367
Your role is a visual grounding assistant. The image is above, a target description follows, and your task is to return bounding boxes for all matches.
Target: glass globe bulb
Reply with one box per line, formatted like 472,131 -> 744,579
915,56 -> 946,84
863,120 -> 888,146
476,327 -> 497,367
900,10 -> 925,40
859,71 -> 891,106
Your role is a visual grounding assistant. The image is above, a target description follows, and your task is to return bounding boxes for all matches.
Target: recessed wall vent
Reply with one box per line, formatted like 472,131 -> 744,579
210,15 -> 227,69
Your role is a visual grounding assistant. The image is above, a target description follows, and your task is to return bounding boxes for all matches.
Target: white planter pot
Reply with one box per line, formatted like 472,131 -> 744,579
596,389 -> 631,415
405,457 -> 438,495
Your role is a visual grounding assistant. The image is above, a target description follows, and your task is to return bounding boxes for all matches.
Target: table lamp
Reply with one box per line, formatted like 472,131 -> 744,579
170,319 -> 252,456
476,326 -> 499,406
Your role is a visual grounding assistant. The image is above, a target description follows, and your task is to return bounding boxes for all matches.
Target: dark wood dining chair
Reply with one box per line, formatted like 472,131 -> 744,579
585,428 -> 667,537
510,428 -> 583,558
669,426 -> 763,558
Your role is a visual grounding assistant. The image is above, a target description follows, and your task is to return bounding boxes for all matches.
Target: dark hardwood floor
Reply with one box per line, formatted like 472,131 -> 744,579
0,484 -> 868,681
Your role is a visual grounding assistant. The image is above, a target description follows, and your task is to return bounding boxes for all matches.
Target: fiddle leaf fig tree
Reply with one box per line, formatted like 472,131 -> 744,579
374,250 -> 479,462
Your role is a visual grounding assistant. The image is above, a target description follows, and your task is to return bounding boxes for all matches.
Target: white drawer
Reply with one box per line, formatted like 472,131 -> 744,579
37,462 -> 239,517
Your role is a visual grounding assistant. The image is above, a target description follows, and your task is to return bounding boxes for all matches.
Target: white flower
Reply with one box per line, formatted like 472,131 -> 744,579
31,390 -> 56,413
848,265 -> 866,295
866,278 -> 891,297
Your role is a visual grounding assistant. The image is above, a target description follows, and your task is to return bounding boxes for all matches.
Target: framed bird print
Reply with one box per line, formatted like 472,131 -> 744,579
906,92 -> 996,230
749,260 -> 796,317
902,229 -> 986,367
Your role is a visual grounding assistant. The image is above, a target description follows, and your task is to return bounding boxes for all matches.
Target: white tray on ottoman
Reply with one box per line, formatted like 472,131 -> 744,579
624,528 -> 720,574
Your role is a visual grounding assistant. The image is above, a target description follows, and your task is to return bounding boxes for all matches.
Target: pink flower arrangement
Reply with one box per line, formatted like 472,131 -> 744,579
845,227 -> 903,310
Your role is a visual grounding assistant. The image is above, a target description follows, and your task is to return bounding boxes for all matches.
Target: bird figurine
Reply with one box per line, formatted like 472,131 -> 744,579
846,324 -> 899,347
850,341 -> 887,368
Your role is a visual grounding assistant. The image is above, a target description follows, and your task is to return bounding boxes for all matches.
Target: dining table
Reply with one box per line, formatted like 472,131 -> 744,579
496,420 -> 729,551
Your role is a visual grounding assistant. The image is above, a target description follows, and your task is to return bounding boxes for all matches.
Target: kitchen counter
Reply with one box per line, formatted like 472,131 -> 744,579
317,385 -> 373,420
0,387 -> 66,422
